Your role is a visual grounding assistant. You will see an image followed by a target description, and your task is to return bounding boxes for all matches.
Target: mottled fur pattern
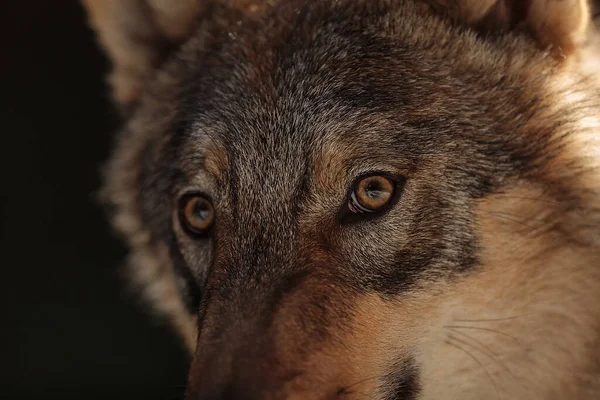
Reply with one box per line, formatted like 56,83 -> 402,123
84,1 -> 600,399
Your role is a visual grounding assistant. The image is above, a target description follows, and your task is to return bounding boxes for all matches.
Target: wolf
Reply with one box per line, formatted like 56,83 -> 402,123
83,0 -> 600,398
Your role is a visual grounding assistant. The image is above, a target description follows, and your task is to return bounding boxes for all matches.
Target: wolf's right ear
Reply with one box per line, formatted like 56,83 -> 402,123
428,0 -> 590,57
82,0 -> 204,109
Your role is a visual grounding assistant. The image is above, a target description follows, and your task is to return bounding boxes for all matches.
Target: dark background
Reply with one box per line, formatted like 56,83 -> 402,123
2,1 -> 600,400
1,1 -> 188,399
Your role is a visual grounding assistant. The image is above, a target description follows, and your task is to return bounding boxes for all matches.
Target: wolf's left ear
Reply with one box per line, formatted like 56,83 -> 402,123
82,0 -> 204,109
429,0 -> 590,56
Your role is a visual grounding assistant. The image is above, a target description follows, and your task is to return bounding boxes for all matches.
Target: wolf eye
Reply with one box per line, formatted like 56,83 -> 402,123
179,194 -> 215,236
348,175 -> 395,214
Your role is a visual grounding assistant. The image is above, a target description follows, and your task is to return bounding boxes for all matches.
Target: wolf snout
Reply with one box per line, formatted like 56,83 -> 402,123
183,272 -> 365,400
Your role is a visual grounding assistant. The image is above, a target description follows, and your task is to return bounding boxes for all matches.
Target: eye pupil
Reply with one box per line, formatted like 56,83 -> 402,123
365,186 -> 384,199
365,181 -> 380,191
192,200 -> 210,220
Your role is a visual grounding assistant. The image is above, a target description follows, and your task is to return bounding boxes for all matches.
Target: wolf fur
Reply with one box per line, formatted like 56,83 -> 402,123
84,1 -> 600,398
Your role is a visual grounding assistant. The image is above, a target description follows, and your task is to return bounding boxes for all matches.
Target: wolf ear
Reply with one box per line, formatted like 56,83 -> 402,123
82,0 -> 203,108
429,0 -> 590,56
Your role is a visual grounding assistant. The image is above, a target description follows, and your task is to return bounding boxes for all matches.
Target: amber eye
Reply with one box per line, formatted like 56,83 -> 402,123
348,175 -> 396,214
179,194 -> 215,236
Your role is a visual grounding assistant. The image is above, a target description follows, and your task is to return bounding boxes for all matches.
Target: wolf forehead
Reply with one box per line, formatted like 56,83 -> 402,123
128,0 -> 561,237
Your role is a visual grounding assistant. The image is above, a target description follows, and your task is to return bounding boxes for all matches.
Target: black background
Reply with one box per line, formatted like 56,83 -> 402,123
1,1 -> 188,399
2,1 -> 600,400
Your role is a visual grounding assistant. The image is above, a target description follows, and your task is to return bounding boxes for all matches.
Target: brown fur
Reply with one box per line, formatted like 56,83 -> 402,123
84,1 -> 600,399
82,0 -> 202,106
428,0 -> 590,55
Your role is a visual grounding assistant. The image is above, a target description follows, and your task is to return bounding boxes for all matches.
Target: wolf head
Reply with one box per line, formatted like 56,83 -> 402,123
85,0 -> 600,398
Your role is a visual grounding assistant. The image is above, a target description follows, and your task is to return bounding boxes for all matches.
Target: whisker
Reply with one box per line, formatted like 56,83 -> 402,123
448,329 -> 501,359
337,374 -> 380,396
448,328 -> 535,385
446,338 -> 501,400
444,325 -> 520,343
497,196 -> 561,207
446,331 -> 518,382
454,313 -> 532,323
482,210 -> 539,230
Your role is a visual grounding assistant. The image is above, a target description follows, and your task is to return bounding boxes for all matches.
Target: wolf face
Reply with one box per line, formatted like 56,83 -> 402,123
85,0 -> 600,398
